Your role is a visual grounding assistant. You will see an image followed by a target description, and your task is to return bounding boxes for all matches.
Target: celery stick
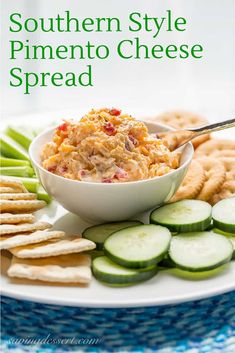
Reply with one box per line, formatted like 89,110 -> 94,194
6,126 -> 34,150
37,185 -> 52,203
4,176 -> 39,193
0,156 -> 30,167
0,166 -> 34,177
0,134 -> 30,161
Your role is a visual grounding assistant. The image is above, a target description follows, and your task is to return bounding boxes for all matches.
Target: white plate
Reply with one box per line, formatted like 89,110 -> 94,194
1,113 -> 235,307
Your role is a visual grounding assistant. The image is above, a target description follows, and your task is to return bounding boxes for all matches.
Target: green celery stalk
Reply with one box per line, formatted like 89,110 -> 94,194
37,185 -> 51,203
6,126 -> 34,150
4,176 -> 39,193
0,166 -> 34,177
0,156 -> 30,167
0,134 -> 30,161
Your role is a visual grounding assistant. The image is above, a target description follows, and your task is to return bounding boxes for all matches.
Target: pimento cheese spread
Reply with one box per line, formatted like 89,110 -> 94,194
41,108 -> 180,183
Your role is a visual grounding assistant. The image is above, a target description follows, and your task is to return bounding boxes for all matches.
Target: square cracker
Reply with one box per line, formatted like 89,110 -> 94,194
0,193 -> 37,200
10,236 -> 96,258
0,187 -> 17,193
0,177 -> 28,193
0,221 -> 52,235
7,253 -> 92,283
0,230 -> 65,249
0,213 -> 36,224
0,199 -> 46,213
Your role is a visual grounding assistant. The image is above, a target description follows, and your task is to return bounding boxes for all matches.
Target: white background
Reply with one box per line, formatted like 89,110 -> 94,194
1,0 -> 235,122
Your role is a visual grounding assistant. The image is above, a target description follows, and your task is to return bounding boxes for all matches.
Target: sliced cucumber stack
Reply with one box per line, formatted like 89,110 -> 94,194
83,220 -> 142,250
158,256 -> 175,269
150,200 -> 212,232
86,249 -> 104,260
212,197 -> 235,233
104,224 -> 171,268
169,231 -> 233,272
92,256 -> 158,286
212,229 -> 235,259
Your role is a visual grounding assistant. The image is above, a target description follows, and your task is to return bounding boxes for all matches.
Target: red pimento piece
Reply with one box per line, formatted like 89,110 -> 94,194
109,108 -> 121,116
57,123 -> 68,132
60,166 -> 68,173
102,178 -> 113,183
48,166 -> 56,173
104,122 -> 116,136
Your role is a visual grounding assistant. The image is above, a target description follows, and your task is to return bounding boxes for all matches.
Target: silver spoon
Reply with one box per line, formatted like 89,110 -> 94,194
159,118 -> 235,151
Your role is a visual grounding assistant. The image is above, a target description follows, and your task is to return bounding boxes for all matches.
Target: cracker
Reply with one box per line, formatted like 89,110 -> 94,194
195,139 -> 235,157
209,181 -> 235,205
196,157 -> 226,201
0,187 -> 16,193
170,160 -> 205,202
219,157 -> 235,181
0,199 -> 46,213
191,135 -> 211,149
208,158 -> 235,205
7,253 -> 92,284
0,230 -> 65,250
0,213 -> 36,225
0,177 -> 28,193
204,150 -> 235,158
158,130 -> 194,151
0,221 -> 52,236
0,193 -> 37,200
153,110 -> 210,148
10,236 -> 96,258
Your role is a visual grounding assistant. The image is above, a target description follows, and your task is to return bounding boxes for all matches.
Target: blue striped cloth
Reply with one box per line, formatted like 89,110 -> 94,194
1,291 -> 235,353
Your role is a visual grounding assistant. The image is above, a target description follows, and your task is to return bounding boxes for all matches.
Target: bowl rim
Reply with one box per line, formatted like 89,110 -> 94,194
29,120 -> 194,187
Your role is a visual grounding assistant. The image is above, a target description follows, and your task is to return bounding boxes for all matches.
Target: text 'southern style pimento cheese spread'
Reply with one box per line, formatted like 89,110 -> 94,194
41,108 -> 181,183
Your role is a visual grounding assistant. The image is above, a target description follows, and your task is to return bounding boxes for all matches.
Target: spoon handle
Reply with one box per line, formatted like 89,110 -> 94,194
189,118 -> 235,136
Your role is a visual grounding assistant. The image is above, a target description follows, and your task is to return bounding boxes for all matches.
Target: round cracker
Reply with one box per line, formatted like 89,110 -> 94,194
219,157 -> 235,181
195,139 -> 235,157
196,157 -> 226,201
192,134 -> 211,149
170,160 -> 205,202
204,150 -> 235,158
208,158 -> 235,205
154,110 -> 210,148
209,180 -> 235,205
155,110 -> 208,129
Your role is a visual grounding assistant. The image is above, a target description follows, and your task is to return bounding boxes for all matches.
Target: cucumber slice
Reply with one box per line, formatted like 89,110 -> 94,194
86,250 -> 104,260
212,197 -> 235,233
150,200 -> 212,232
6,126 -> 33,150
169,231 -> 233,272
158,256 -> 175,269
0,134 -> 30,161
104,224 -> 171,268
212,229 -> 235,259
83,220 -> 142,250
92,256 -> 158,286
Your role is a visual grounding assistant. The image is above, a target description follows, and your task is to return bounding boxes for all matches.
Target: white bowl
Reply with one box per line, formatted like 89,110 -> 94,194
29,122 -> 193,222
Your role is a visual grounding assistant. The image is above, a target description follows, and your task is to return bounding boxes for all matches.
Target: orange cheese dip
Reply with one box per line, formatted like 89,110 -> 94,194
41,108 -> 180,183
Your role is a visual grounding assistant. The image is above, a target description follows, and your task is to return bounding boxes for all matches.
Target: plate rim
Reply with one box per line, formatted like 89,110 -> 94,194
2,282 -> 235,308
